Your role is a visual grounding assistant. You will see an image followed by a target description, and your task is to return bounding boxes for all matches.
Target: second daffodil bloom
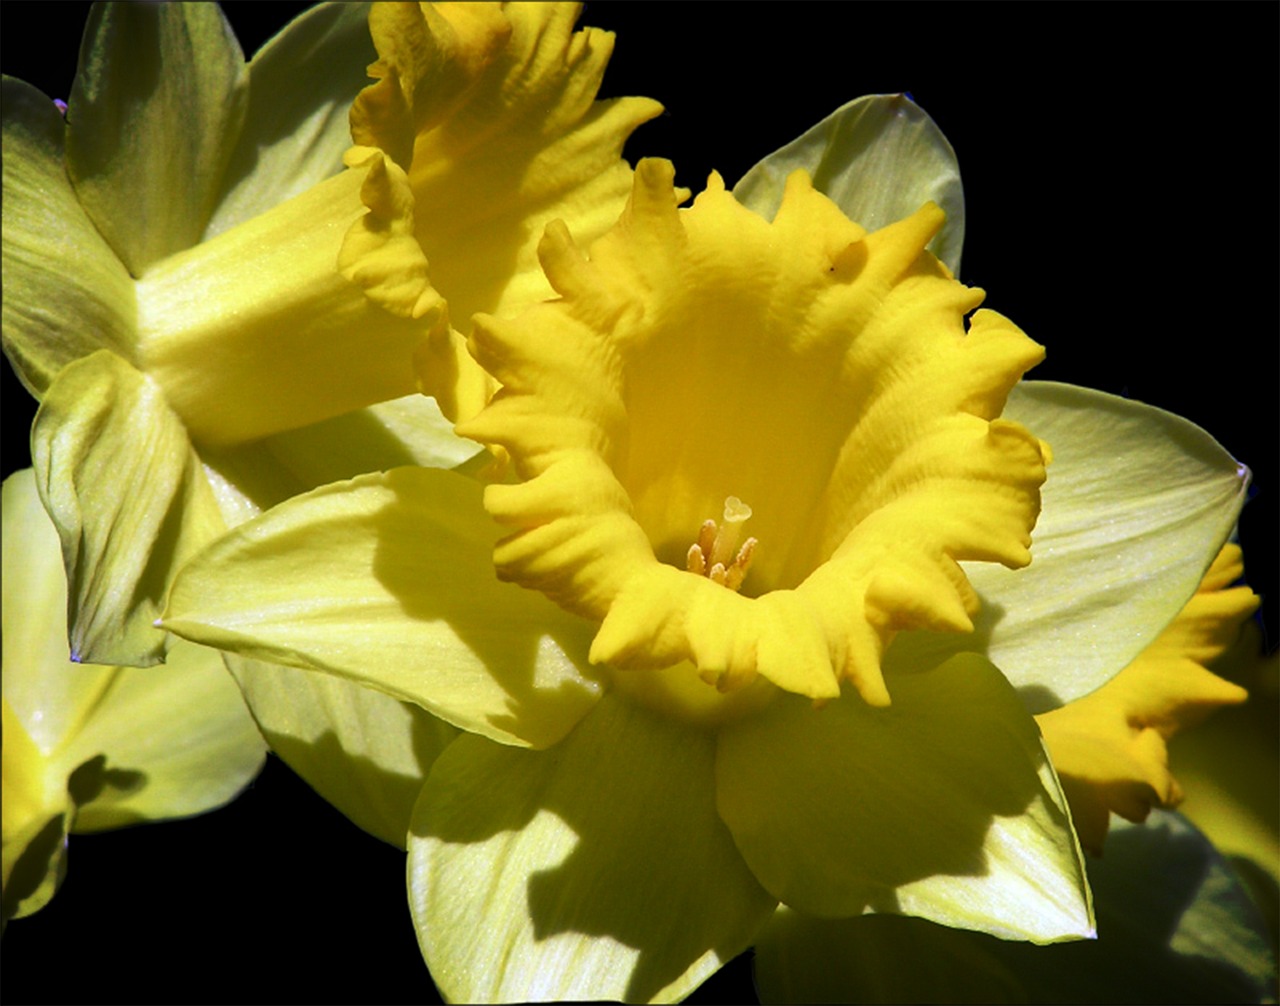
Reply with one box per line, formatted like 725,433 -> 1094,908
3,0 -> 660,848
165,159 -> 1105,1002
2,1 -> 659,669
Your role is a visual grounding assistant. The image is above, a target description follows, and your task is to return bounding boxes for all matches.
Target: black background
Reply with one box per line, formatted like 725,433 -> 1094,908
3,3 -> 1277,1003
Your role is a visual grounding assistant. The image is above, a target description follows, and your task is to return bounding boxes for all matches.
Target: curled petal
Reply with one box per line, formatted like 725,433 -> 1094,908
339,2 -> 665,419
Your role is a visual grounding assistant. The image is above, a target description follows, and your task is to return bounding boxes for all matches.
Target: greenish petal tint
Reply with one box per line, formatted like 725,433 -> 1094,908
227,655 -> 457,849
733,94 -> 964,275
206,2 -> 376,237
754,812 -> 1278,1005
716,653 -> 1092,942
248,395 -> 483,500
66,2 -> 248,274
409,695 -> 777,1003
1,76 -> 136,396
31,351 -> 226,666
887,382 -> 1251,713
163,467 -> 601,749
199,395 -> 481,529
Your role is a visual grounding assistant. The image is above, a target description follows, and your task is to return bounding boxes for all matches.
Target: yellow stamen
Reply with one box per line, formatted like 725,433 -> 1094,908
685,497 -> 758,593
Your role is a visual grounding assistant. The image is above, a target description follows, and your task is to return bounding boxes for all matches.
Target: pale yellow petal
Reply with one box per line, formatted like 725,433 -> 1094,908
410,694 -> 775,1003
717,654 -> 1092,942
31,352 -> 226,666
1036,544 -> 1257,853
227,655 -> 456,849
163,467 -> 601,749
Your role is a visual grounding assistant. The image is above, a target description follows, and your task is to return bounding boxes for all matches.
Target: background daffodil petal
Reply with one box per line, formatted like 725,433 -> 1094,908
716,653 -> 1093,942
888,381 -> 1250,713
1,700 -> 72,924
0,77 -> 136,396
61,638 -> 267,832
753,812 -> 1277,1005
31,351 -> 225,666
226,655 -> 457,849
205,2 -> 375,237
163,467 -> 601,750
409,694 -> 776,1004
2,469 -> 264,917
733,93 -> 965,275
65,1 -> 249,274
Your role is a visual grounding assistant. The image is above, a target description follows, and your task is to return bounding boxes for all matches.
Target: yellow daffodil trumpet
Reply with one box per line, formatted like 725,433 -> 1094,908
460,158 -> 1049,715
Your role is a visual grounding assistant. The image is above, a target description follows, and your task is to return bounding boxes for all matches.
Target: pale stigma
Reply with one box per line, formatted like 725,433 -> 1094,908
686,496 -> 757,591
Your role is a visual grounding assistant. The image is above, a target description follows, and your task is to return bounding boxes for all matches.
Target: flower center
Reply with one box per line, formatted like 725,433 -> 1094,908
685,497 -> 757,592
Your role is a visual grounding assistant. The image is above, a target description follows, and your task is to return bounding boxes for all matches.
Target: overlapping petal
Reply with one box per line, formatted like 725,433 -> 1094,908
716,654 -> 1092,941
226,655 -> 456,847
64,2 -> 249,274
734,93 -> 965,275
31,351 -> 225,665
409,694 -> 776,1003
1,470 -> 265,921
206,2 -> 376,234
753,812 -> 1277,1005
884,382 -> 1251,711
1037,543 -> 1256,853
340,1 -> 666,420
1,76 -> 135,396
163,467 -> 601,749
461,158 -> 1047,704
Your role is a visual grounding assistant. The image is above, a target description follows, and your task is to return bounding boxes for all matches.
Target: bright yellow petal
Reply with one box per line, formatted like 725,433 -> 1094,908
138,168 -> 434,447
340,1 -> 665,420
461,160 -> 1046,707
1036,544 -> 1257,854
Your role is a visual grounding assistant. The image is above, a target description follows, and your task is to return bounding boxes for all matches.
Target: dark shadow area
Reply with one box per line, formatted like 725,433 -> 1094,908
755,813 -> 1277,1004
2,755 -> 442,1004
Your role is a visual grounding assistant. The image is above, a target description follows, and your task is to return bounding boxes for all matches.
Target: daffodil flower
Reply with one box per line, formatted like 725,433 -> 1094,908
3,0 -> 388,667
155,122 -> 1240,995
2,0 -> 656,672
3,0 -> 663,846
2,469 -> 265,926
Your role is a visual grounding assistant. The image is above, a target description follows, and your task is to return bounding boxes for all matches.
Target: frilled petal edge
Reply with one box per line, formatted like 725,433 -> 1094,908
461,160 -> 1046,706
886,381 -> 1252,712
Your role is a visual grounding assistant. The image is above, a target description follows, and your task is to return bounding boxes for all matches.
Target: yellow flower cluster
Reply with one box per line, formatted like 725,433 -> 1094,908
2,3 -> 1271,1003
